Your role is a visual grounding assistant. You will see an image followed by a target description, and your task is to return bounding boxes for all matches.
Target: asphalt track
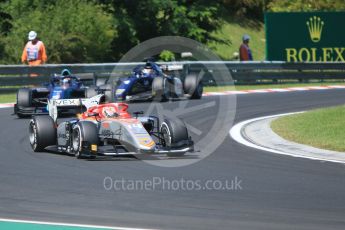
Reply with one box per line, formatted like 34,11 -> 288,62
1,89 -> 345,230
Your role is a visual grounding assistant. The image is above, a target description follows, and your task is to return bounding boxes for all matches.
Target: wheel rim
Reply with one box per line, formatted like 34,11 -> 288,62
72,128 -> 81,156
29,121 -> 37,149
161,124 -> 171,147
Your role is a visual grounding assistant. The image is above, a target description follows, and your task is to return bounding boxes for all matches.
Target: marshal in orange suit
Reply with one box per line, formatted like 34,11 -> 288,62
21,31 -> 47,66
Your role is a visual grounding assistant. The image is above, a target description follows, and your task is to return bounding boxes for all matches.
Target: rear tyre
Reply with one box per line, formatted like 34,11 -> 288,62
16,88 -> 32,118
72,121 -> 99,159
152,77 -> 168,101
160,119 -> 189,157
29,116 -> 56,152
184,73 -> 203,99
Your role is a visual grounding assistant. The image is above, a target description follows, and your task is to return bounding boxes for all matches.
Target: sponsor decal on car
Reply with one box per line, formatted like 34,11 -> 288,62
35,88 -> 50,92
101,129 -> 114,137
126,123 -> 147,134
138,137 -> 155,147
102,122 -> 110,129
116,89 -> 125,95
53,99 -> 80,106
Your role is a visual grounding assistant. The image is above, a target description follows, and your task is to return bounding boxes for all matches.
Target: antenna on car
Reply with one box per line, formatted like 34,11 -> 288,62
133,111 -> 144,119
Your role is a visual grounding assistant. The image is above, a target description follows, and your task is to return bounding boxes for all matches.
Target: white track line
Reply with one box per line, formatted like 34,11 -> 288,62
306,86 -> 329,90
0,103 -> 14,108
287,87 -> 310,91
0,218 -> 155,230
266,88 -> 290,92
229,112 -> 345,164
328,85 -> 345,89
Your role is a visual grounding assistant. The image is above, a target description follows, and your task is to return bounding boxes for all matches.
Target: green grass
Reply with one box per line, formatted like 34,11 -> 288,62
0,93 -> 16,103
210,18 -> 265,60
271,105 -> 345,152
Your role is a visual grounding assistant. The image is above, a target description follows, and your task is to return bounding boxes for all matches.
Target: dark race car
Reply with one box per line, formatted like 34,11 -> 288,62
14,69 -> 110,118
29,95 -> 194,159
114,61 -> 203,102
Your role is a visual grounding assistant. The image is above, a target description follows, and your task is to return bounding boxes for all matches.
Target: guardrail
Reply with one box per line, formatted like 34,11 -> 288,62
1,61 -> 345,73
0,61 -> 345,93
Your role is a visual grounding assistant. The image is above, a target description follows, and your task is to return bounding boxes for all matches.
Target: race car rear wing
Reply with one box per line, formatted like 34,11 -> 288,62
48,94 -> 103,122
160,64 -> 184,71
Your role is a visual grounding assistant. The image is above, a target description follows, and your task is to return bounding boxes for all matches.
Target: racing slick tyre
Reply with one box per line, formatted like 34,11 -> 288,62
160,119 -> 189,157
29,116 -> 57,152
184,73 -> 203,99
99,83 -> 115,103
72,121 -> 99,159
152,77 -> 168,101
16,88 -> 32,118
95,77 -> 108,87
85,86 -> 98,99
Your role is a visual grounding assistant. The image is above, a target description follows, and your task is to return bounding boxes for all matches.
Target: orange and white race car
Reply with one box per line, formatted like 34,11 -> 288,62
29,95 -> 194,158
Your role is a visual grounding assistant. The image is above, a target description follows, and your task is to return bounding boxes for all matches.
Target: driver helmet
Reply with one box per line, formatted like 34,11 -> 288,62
61,69 -> 72,76
62,77 -> 71,87
142,63 -> 153,76
103,107 -> 118,118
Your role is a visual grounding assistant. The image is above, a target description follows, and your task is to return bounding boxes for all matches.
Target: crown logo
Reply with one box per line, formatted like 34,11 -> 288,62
306,16 -> 324,43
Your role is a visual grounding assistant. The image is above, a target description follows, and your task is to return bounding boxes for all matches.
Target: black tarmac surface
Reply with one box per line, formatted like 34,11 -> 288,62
0,90 -> 345,230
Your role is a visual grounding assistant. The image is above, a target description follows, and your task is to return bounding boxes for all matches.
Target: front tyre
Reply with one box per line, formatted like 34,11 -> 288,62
72,121 -> 99,159
29,116 -> 56,152
160,119 -> 189,157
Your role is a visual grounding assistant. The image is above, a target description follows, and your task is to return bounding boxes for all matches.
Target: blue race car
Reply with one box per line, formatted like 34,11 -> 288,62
114,61 -> 203,101
14,69 -> 106,118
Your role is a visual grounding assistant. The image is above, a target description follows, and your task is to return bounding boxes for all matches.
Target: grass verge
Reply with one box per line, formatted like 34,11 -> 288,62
271,105 -> 345,152
0,93 -> 16,103
210,18 -> 265,60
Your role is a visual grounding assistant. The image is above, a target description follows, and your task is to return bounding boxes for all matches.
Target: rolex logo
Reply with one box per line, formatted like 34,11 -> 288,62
306,16 -> 324,43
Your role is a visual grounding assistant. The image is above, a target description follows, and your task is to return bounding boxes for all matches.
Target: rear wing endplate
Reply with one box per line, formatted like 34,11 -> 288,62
48,94 -> 103,122
160,64 -> 183,71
